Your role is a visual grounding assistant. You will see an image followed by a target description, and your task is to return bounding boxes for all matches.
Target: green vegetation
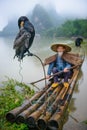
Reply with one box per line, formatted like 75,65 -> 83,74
0,78 -> 35,130
45,19 -> 87,38
83,120 -> 87,124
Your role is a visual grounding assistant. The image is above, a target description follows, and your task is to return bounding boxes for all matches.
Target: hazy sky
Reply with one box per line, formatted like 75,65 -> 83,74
0,0 -> 87,31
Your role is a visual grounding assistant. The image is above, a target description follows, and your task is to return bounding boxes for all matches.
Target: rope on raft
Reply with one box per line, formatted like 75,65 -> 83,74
19,61 -> 23,83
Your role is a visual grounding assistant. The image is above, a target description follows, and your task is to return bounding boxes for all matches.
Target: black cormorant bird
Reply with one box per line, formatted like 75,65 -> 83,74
75,37 -> 83,47
13,16 -> 35,60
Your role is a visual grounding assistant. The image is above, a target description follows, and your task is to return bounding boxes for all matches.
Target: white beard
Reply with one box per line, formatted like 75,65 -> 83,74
58,52 -> 63,57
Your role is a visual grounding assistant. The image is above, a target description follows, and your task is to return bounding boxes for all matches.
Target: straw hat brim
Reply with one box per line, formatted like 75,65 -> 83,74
51,44 -> 71,52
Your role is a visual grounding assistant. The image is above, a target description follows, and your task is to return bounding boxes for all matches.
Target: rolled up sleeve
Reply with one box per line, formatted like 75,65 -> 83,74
47,62 -> 54,75
65,62 -> 71,69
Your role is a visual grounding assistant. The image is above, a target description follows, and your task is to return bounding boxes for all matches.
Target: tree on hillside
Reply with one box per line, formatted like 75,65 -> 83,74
45,19 -> 87,38
55,19 -> 87,38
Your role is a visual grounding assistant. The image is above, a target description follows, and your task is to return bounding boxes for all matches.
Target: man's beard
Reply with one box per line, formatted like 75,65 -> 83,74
58,52 -> 63,57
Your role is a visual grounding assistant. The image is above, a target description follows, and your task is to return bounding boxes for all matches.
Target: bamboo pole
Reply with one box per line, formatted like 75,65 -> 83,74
26,83 -> 63,127
30,63 -> 81,84
47,68 -> 80,129
6,82 -> 51,122
16,83 -> 55,123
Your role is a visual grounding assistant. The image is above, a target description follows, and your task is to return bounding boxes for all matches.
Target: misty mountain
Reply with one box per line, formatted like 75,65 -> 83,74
47,8 -> 65,27
0,19 -> 18,36
31,4 -> 53,33
31,4 -> 65,33
0,4 -> 64,36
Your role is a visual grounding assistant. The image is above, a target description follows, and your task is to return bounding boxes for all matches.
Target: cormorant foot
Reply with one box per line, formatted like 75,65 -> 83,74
27,51 -> 33,56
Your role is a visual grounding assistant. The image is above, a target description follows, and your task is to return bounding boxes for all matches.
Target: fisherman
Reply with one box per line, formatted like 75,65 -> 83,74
13,16 -> 35,60
75,37 -> 83,47
46,44 -> 72,88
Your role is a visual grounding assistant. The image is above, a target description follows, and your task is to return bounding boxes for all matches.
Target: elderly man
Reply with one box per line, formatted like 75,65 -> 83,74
46,44 -> 72,88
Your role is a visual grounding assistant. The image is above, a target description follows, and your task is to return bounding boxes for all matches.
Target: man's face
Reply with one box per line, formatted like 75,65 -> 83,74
57,46 -> 65,52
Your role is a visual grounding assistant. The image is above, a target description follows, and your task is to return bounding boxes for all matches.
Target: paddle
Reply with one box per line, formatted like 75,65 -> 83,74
30,63 -> 82,85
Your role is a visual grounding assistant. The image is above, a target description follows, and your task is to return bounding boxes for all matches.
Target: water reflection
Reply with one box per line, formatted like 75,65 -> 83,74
74,70 -> 83,93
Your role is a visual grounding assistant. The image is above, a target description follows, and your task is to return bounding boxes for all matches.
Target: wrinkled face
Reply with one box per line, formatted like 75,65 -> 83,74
57,46 -> 65,52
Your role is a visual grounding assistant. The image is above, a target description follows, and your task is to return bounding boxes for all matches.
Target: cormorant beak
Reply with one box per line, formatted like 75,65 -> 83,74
20,21 -> 24,27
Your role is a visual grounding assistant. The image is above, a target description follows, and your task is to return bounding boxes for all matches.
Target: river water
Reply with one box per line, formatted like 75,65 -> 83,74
0,36 -> 87,129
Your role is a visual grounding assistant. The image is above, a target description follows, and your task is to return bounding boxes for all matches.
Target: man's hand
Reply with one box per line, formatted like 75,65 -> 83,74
46,75 -> 51,79
64,68 -> 69,72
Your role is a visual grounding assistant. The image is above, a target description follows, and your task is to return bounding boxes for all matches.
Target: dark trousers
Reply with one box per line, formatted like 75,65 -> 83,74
52,67 -> 72,82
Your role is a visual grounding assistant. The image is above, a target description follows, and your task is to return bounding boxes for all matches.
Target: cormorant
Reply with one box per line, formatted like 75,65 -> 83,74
13,16 -> 35,60
75,37 -> 83,47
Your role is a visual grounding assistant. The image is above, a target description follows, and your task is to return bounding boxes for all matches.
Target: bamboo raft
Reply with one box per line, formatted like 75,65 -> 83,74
6,53 -> 84,130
